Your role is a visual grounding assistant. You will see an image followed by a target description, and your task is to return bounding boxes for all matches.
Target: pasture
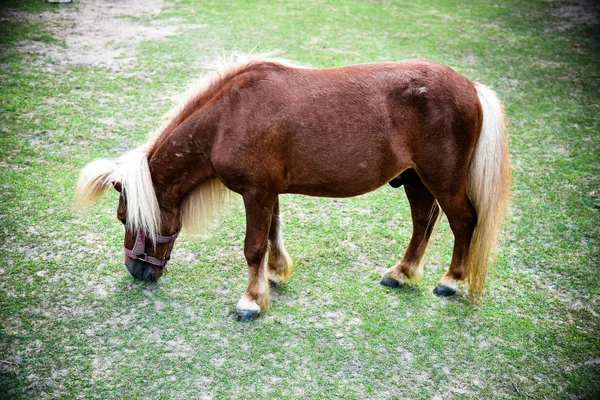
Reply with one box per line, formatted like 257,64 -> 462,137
1,0 -> 598,398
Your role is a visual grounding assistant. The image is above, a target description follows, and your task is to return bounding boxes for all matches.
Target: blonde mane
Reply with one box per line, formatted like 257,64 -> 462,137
75,53 -> 294,240
180,178 -> 234,235
74,149 -> 161,242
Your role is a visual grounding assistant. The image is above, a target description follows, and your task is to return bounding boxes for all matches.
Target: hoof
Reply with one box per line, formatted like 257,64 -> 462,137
236,295 -> 261,322
380,276 -> 402,288
236,309 -> 259,322
433,284 -> 457,297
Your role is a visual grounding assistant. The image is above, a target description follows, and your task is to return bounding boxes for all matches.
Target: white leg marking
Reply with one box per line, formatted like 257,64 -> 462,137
438,275 -> 459,291
236,294 -> 261,313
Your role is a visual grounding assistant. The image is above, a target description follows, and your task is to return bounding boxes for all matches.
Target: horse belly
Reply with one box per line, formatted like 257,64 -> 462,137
283,143 -> 405,198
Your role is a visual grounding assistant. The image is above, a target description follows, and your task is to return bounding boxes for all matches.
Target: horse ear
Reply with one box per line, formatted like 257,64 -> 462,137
113,181 -> 122,193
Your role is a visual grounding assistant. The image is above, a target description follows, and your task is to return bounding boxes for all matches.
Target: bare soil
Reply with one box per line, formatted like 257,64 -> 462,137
4,0 -> 177,67
553,0 -> 600,30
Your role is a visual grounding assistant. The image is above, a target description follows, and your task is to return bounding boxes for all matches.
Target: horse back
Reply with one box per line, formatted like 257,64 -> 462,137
211,60 -> 481,197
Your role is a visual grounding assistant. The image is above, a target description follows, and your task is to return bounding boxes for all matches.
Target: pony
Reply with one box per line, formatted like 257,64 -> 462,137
75,54 -> 510,321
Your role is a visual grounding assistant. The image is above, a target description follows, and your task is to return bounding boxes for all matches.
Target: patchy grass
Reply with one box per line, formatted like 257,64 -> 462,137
1,0 -> 599,399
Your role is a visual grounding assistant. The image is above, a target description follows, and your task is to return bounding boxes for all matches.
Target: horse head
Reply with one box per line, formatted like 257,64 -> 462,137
75,149 -> 182,282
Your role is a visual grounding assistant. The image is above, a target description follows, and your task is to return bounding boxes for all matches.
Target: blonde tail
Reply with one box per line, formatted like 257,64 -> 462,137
465,83 -> 511,300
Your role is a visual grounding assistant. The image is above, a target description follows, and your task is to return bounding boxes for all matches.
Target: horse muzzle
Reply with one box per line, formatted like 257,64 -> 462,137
123,229 -> 180,281
124,256 -> 163,281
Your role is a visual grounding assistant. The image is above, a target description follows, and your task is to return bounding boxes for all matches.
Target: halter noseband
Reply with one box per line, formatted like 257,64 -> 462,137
124,230 -> 180,267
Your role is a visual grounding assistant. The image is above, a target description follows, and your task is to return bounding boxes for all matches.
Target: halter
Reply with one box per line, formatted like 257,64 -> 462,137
124,229 -> 180,267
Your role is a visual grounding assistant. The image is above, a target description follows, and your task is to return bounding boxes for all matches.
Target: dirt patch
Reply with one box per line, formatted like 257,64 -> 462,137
5,0 -> 177,67
581,357 -> 600,367
552,0 -> 599,31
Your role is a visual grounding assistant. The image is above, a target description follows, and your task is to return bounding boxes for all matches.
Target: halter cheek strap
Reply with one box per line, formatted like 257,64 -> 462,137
124,229 -> 180,267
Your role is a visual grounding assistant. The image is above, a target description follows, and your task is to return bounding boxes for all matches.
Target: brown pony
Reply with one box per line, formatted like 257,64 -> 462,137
75,54 -> 510,321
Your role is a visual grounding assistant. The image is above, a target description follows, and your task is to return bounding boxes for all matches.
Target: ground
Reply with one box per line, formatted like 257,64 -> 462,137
0,0 -> 598,399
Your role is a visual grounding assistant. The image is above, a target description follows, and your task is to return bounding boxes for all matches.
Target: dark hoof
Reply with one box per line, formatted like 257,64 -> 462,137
433,284 -> 456,297
380,276 -> 402,288
236,309 -> 259,322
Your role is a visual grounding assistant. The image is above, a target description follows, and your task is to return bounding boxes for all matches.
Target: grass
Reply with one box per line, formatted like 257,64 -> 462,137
1,0 -> 599,398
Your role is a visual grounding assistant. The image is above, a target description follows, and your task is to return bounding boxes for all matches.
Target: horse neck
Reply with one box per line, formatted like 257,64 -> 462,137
148,104 -> 222,208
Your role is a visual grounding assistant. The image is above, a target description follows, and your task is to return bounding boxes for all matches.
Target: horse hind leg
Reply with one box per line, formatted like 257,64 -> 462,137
431,191 -> 477,297
267,196 -> 292,285
381,177 -> 440,288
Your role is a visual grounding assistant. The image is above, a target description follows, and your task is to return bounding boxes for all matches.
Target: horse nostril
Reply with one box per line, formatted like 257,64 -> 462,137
143,267 -> 157,282
125,257 -> 147,280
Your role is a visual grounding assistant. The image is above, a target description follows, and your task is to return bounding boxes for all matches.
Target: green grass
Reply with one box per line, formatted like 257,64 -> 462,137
1,0 -> 599,398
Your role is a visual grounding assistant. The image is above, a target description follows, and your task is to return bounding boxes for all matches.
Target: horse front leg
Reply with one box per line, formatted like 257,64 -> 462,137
267,196 -> 292,285
236,191 -> 277,322
381,182 -> 440,288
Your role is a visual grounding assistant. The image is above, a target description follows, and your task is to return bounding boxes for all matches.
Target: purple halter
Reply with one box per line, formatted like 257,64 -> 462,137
124,230 -> 180,267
